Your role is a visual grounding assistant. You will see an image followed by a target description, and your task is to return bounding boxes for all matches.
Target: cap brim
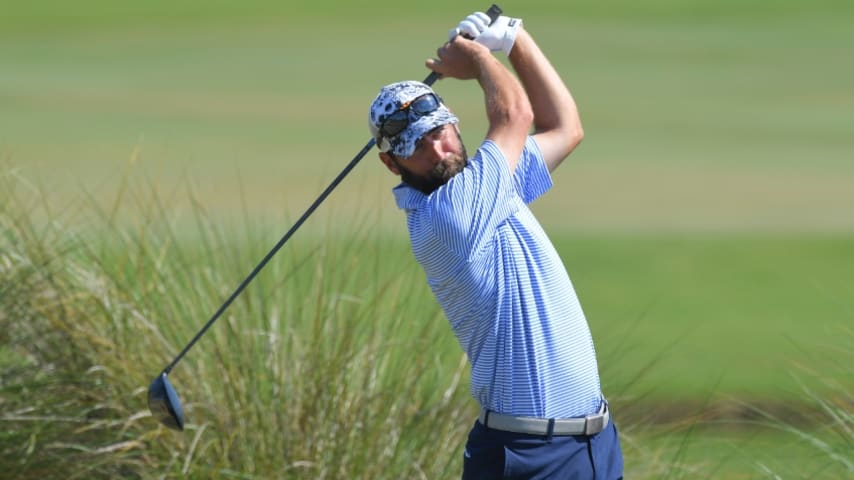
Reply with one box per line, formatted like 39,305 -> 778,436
387,108 -> 458,158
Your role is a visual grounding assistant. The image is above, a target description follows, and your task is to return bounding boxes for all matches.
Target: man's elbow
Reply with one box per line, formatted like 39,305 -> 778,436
568,124 -> 584,151
515,101 -> 535,132
557,123 -> 583,159
494,95 -> 533,135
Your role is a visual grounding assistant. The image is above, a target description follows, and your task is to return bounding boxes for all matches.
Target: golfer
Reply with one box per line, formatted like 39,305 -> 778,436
368,11 -> 623,479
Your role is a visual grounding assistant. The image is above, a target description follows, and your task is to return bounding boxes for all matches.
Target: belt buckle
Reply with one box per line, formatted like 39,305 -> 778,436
583,414 -> 604,435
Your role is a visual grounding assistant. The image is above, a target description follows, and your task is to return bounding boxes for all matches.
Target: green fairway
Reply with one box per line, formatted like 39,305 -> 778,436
560,234 -> 853,401
2,0 -> 853,478
2,0 -> 852,232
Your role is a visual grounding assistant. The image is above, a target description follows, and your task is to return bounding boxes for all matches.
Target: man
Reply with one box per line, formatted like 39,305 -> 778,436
368,11 -> 623,479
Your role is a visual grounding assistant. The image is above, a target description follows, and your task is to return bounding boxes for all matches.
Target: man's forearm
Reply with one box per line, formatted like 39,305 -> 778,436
473,44 -> 533,172
509,28 -> 583,170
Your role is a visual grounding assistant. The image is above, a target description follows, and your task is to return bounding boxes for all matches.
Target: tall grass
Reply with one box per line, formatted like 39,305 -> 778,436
2,169 -> 851,479
1,170 -> 473,479
740,327 -> 853,478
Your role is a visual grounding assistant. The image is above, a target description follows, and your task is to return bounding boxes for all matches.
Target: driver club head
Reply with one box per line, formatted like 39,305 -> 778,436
148,372 -> 185,431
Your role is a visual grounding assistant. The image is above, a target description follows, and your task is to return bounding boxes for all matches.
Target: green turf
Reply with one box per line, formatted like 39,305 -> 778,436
632,424 -> 853,479
2,1 -> 852,233
558,234 -> 854,401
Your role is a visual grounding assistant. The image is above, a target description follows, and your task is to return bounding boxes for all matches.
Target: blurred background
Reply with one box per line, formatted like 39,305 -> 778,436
4,0 -> 852,232
2,0 -> 852,478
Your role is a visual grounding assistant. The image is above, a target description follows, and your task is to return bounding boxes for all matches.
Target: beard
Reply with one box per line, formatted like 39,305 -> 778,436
396,135 -> 469,195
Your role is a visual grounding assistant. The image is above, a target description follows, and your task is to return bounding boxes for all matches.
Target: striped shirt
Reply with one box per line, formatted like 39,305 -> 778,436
392,137 -> 602,418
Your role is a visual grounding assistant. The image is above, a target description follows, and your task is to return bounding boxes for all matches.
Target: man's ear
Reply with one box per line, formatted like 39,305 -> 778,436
379,152 -> 401,176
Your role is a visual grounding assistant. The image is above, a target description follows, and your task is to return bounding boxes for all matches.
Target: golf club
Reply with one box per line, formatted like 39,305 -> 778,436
148,4 -> 503,431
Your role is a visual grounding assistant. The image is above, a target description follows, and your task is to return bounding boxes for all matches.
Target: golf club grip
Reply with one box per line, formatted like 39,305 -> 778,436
424,4 -> 503,86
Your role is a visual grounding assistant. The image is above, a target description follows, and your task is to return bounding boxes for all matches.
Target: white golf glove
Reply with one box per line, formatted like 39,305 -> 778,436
449,11 -> 523,55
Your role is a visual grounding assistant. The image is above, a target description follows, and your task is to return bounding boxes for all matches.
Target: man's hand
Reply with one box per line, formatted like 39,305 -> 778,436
449,11 -> 523,56
426,33 -> 533,174
426,36 -> 492,81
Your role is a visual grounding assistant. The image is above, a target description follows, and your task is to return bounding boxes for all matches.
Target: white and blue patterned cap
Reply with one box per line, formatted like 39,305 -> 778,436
368,81 -> 458,159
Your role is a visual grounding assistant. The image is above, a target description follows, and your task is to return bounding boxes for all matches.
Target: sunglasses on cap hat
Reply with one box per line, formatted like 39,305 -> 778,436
378,93 -> 443,141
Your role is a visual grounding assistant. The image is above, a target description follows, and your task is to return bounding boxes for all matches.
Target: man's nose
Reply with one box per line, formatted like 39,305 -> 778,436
423,132 -> 445,160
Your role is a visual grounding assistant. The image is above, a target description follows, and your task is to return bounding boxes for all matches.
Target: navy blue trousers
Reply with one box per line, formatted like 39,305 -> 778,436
461,417 -> 623,479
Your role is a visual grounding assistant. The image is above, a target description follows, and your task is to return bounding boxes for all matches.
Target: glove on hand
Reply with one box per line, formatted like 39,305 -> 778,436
449,11 -> 523,55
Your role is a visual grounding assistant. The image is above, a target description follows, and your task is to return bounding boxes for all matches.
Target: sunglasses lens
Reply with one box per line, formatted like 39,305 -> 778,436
378,94 -> 442,141
409,95 -> 439,116
410,94 -> 440,115
381,116 -> 408,138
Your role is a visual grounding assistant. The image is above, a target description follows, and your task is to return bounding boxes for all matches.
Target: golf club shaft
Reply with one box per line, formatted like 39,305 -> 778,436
161,138 -> 376,374
161,4 -> 503,375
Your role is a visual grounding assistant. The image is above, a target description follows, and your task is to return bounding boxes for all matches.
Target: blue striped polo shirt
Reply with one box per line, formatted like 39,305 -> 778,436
392,137 -> 603,418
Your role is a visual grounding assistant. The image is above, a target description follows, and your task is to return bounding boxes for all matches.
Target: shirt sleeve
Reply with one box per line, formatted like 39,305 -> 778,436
424,140 -> 518,261
512,136 -> 553,204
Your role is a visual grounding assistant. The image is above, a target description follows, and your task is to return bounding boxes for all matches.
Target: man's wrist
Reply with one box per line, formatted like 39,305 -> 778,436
474,48 -> 505,79
507,27 -> 529,59
502,18 -> 524,56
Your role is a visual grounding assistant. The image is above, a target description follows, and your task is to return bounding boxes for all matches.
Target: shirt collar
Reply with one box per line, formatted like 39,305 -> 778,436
392,182 -> 426,211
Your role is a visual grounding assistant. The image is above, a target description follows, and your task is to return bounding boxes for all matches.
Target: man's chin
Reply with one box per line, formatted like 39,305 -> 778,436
404,157 -> 467,195
436,159 -> 464,182
401,172 -> 445,195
